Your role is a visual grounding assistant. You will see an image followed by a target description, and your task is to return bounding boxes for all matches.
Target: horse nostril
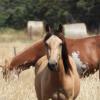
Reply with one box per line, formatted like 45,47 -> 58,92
48,63 -> 56,67
55,62 -> 57,66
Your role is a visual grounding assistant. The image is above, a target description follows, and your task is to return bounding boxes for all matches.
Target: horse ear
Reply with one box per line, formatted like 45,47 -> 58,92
45,24 -> 51,33
58,24 -> 64,33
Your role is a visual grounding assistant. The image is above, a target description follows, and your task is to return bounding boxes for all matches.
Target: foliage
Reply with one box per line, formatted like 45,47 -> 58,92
0,0 -> 99,32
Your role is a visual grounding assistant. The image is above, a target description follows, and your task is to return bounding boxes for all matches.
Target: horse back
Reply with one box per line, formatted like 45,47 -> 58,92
9,39 -> 45,70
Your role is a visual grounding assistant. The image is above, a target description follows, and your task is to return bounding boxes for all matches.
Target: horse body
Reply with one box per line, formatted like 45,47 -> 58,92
66,35 -> 100,76
35,56 -> 80,100
6,35 -> 100,78
35,25 -> 80,100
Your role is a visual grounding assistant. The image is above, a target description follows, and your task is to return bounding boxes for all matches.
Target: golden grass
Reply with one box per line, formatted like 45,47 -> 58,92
0,28 -> 43,42
0,33 -> 100,100
0,38 -> 38,100
77,72 -> 100,100
0,68 -> 37,100
0,69 -> 100,100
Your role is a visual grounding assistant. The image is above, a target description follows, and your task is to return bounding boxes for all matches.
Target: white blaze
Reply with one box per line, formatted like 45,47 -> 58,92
71,51 -> 87,75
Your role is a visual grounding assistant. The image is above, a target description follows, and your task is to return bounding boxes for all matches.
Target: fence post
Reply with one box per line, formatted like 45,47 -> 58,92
13,47 -> 16,56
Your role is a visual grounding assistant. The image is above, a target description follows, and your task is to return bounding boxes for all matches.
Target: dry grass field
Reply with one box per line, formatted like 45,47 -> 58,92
0,31 -> 100,100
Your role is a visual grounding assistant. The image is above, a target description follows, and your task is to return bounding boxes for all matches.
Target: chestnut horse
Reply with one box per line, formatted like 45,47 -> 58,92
5,32 -> 100,78
35,25 -> 80,100
67,35 -> 100,77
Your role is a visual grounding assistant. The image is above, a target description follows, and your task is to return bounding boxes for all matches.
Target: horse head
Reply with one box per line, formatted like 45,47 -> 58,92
44,24 -> 69,72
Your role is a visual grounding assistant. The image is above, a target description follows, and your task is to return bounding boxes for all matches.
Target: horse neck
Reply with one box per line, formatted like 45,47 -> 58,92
58,57 -> 72,75
58,58 -> 67,75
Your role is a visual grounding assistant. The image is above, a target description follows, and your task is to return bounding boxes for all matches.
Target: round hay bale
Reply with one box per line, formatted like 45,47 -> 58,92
27,21 -> 45,38
63,23 -> 88,38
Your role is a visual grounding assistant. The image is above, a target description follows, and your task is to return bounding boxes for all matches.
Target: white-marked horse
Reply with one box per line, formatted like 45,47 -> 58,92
35,25 -> 80,100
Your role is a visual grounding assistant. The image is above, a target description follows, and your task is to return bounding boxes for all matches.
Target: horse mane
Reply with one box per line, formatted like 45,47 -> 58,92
58,33 -> 70,73
44,30 -> 70,73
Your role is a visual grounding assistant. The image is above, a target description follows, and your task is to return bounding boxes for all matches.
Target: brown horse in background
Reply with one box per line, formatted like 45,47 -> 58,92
35,25 -> 80,100
66,35 -> 100,76
5,32 -> 100,78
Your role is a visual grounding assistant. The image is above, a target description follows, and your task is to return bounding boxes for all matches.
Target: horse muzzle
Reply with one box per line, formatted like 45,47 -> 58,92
48,61 -> 58,71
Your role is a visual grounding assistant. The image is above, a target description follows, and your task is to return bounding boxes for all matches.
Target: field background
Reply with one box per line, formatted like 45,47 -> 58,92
0,29 -> 100,100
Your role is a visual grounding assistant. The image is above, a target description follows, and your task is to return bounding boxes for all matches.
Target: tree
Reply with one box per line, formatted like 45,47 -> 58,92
0,0 -> 99,33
